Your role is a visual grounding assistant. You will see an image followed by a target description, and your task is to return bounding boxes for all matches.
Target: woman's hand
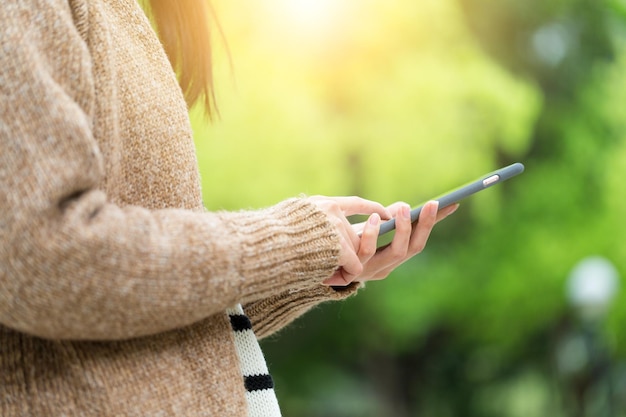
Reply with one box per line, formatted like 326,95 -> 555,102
307,196 -> 391,284
311,197 -> 459,287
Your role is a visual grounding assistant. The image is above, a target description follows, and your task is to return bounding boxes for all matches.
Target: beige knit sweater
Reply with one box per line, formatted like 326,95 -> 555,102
0,0 -> 358,415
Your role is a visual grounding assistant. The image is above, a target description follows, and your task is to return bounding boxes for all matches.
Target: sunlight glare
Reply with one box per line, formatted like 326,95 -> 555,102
269,0 -> 349,41
286,0 -> 333,26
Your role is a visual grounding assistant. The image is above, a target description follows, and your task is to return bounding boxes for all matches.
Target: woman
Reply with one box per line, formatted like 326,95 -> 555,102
0,0 -> 457,415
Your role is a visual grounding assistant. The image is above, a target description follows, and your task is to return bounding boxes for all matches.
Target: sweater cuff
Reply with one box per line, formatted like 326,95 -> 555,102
244,282 -> 362,339
216,198 -> 342,304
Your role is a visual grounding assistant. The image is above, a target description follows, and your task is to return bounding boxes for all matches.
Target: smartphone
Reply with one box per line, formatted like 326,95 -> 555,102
377,162 -> 525,236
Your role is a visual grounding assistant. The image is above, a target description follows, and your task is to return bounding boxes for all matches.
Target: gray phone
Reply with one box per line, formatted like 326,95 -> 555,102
377,162 -> 525,236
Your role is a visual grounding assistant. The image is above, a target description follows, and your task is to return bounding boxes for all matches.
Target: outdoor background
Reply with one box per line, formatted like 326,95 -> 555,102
189,0 -> 626,415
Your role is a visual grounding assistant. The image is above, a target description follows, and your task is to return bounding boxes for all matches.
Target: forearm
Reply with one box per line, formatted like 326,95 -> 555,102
0,195 -> 341,341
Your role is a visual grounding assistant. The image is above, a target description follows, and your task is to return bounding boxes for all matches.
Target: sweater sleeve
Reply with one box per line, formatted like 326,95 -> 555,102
0,2 -> 343,341
243,283 -> 362,340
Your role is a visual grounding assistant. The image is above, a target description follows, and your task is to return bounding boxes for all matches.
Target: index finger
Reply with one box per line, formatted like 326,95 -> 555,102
331,196 -> 391,218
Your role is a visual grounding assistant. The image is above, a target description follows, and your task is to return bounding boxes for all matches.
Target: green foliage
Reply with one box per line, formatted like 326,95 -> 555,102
192,0 -> 626,415
192,0 -> 539,208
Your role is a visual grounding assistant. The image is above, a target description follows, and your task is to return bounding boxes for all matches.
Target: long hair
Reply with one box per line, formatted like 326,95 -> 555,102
144,0 -> 219,118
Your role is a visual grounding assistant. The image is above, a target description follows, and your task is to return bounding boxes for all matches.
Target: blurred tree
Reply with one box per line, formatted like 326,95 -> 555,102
192,0 -> 538,209
190,0 -> 626,415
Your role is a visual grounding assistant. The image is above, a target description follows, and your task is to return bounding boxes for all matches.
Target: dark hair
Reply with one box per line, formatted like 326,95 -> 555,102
145,0 -> 219,118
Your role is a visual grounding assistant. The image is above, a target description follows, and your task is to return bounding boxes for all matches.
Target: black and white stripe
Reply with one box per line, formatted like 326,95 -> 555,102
227,304 -> 282,417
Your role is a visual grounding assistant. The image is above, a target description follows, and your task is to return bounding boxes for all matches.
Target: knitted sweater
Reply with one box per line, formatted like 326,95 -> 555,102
0,0 -> 359,415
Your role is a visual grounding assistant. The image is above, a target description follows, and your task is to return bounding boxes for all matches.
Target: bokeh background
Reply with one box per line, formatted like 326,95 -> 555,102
189,0 -> 626,415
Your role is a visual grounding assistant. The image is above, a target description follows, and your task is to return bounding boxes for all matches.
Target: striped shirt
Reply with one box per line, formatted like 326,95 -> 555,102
227,305 -> 282,417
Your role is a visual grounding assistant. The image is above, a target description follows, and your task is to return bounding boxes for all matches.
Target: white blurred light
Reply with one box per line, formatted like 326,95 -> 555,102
257,0 -> 352,54
275,0 -> 343,34
286,0 -> 332,23
567,256 -> 619,320
532,22 -> 570,67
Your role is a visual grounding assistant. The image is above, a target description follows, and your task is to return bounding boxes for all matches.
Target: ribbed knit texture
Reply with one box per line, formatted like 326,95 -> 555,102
0,0 -> 360,415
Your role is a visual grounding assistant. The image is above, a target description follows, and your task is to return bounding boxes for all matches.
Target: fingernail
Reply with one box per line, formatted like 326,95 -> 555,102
403,205 -> 411,219
369,213 -> 380,226
430,200 -> 440,215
